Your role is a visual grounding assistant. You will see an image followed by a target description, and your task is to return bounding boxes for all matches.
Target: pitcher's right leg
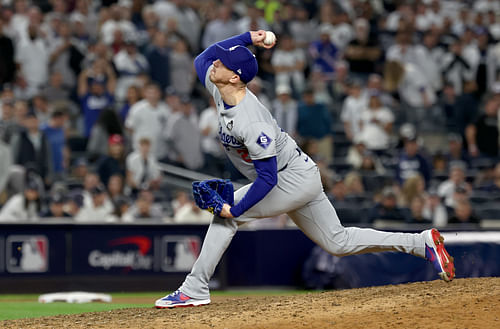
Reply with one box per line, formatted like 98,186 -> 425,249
288,192 -> 455,280
288,192 -> 426,257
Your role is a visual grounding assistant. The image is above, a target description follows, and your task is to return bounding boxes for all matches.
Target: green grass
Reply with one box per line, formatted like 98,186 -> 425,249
0,302 -> 151,321
0,290 -> 310,321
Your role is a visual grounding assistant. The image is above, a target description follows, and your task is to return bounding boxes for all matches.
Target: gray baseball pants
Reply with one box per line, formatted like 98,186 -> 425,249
181,158 -> 426,299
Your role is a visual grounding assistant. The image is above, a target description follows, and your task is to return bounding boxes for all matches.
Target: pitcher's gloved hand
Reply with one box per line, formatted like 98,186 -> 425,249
192,179 -> 234,216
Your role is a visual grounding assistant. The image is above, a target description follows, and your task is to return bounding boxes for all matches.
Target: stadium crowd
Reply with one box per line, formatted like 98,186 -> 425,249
0,0 -> 499,226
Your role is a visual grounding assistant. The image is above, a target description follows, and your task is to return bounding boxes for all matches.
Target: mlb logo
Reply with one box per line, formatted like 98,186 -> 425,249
160,236 -> 201,272
6,235 -> 48,273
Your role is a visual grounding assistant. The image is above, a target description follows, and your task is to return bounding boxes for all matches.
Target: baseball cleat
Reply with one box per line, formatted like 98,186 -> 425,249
424,228 -> 455,282
155,290 -> 210,309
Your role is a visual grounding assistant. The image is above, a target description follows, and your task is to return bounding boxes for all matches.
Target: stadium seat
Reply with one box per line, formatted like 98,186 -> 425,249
475,203 -> 500,220
335,206 -> 364,224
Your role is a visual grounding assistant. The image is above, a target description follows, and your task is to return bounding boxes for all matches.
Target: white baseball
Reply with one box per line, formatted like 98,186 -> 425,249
263,31 -> 276,45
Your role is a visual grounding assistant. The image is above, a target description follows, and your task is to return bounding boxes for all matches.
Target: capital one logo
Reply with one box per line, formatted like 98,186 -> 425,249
88,236 -> 153,271
6,235 -> 48,273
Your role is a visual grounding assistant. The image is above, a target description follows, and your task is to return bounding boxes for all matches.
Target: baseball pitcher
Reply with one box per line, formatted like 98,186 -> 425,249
155,31 -> 455,308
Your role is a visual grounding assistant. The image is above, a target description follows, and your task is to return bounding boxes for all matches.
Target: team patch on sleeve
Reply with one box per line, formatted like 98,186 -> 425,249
256,132 -> 272,149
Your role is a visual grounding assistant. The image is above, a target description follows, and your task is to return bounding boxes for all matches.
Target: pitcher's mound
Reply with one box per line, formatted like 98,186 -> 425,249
5,277 -> 500,329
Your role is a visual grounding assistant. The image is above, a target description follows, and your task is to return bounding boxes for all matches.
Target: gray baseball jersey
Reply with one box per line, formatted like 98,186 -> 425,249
178,66 -> 427,300
205,65 -> 314,181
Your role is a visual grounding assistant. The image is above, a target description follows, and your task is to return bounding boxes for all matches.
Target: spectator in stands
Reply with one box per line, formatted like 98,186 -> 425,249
344,18 -> 381,79
366,73 -> 394,106
271,34 -> 306,94
247,77 -> 271,110
477,162 -> 500,193
15,23 -> 49,98
125,82 -> 170,160
444,133 -> 469,167
368,187 -> 410,223
327,176 -> 348,205
272,84 -> 298,137
96,134 -> 126,186
347,138 -> 386,175
119,85 -> 141,123
414,31 -> 444,92
407,196 -> 432,224
308,24 -> 338,82
87,109 -> 124,159
75,184 -> 114,222
329,11 -> 354,50
126,136 -> 162,193
474,28 -> 490,98
442,37 -> 477,95
66,190 -> 84,218
122,189 -> 164,222
48,18 -> 83,90
40,193 -> 71,218
359,92 -> 394,154
77,59 -> 116,138
174,198 -> 212,224
341,80 -> 366,142
81,171 -> 112,213
65,157 -> 88,190
0,17 -> 16,86
466,97 -> 500,158
386,31 -> 419,65
287,5 -> 314,47
146,31 -> 170,91
344,171 -> 365,197
0,179 -> 41,221
169,38 -> 195,97
383,61 -> 437,130
400,174 -> 425,208
385,2 -> 413,32
448,200 -> 480,226
237,5 -> 269,35
202,5 -> 239,49
109,195 -> 131,222
164,98 -> 204,170
171,190 -> 191,215
199,98 -> 225,176
40,109 -> 68,181
451,81 -> 480,137
11,111 -> 52,184
423,189 -> 448,227
0,136 -> 12,199
113,37 -> 149,100
396,135 -> 432,186
331,61 -> 351,102
106,173 -> 125,203
31,94 -> 51,125
100,3 -> 137,47
298,87 -> 333,165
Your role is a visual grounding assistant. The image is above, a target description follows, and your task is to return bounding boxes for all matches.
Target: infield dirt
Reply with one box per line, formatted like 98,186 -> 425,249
3,277 -> 499,329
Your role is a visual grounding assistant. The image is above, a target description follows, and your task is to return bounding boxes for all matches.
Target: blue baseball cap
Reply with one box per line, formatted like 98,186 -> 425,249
215,44 -> 258,84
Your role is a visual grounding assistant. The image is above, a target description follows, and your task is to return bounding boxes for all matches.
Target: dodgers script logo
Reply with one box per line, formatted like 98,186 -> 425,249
6,235 -> 48,273
161,236 -> 201,272
219,126 -> 243,148
88,236 -> 153,272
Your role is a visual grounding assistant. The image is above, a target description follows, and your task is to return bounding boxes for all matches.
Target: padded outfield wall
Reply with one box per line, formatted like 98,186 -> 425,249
0,223 -> 499,293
